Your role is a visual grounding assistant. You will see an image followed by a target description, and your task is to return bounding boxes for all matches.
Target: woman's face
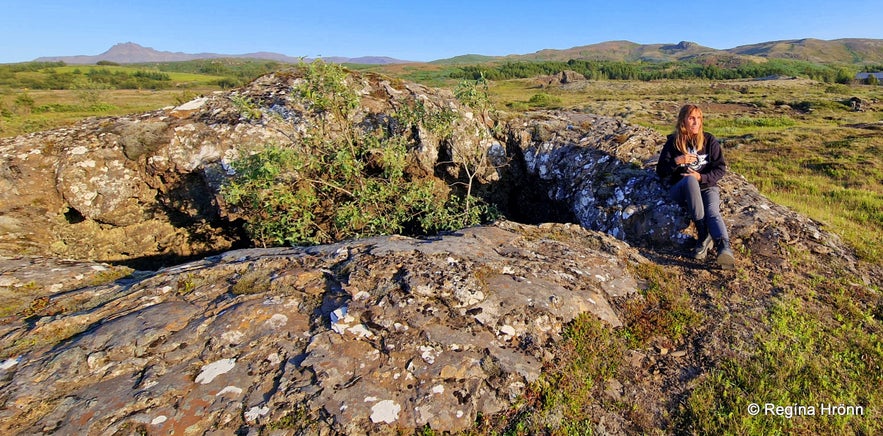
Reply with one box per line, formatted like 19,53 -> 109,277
685,110 -> 702,135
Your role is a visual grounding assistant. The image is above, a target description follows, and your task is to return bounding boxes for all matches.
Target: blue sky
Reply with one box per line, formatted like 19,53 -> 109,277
2,0 -> 882,63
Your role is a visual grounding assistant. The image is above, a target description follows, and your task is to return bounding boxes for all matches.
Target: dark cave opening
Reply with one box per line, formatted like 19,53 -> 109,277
63,206 -> 86,224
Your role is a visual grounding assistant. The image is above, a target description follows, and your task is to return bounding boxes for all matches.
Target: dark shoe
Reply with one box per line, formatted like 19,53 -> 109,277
692,220 -> 712,260
692,234 -> 713,260
716,239 -> 735,270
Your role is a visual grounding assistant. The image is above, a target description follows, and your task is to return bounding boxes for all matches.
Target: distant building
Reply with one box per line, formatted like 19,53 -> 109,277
855,72 -> 883,81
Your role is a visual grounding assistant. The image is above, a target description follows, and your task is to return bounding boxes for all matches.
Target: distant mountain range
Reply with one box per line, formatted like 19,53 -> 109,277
33,39 -> 883,66
34,42 -> 410,65
484,38 -> 883,66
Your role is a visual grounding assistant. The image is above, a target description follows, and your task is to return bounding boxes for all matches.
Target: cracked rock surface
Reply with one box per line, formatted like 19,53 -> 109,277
0,221 -> 643,434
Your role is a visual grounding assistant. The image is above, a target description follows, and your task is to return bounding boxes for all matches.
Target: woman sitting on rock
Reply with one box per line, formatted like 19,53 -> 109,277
656,104 -> 735,269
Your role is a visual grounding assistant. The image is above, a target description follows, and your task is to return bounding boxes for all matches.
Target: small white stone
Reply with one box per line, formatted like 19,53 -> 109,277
330,306 -> 348,324
266,353 -> 282,365
432,385 -> 444,394
370,400 -> 401,424
347,324 -> 374,338
221,330 -> 245,344
216,386 -> 243,397
244,405 -> 270,422
264,313 -> 288,329
420,346 -> 436,364
151,415 -> 167,425
195,358 -> 236,384
174,97 -> 208,111
500,325 -> 517,337
0,356 -> 21,370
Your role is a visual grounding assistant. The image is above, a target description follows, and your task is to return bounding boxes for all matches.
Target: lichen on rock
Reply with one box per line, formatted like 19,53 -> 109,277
0,221 -> 644,434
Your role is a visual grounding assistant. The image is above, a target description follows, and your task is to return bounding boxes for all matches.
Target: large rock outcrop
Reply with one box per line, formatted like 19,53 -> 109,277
0,221 -> 643,434
0,69 -> 501,264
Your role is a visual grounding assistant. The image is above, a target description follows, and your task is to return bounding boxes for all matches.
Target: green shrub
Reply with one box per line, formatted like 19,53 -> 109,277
216,78 -> 240,89
527,92 -> 562,108
13,92 -> 34,114
230,95 -> 262,121
222,62 -> 496,247
222,138 -> 490,247
454,75 -> 492,112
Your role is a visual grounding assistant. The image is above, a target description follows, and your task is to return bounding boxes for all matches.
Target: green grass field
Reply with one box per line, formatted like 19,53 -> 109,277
0,87 -> 212,134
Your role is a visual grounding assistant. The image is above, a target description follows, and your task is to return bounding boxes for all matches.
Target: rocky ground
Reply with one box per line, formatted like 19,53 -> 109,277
0,68 -> 879,434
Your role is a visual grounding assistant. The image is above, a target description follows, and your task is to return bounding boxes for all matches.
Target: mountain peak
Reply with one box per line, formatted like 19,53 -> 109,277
103,42 -> 159,56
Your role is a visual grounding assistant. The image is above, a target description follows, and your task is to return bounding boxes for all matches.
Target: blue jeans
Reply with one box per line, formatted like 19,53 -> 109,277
669,176 -> 729,240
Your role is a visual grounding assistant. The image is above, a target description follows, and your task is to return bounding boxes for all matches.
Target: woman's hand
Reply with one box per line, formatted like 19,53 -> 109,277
684,168 -> 701,181
675,154 -> 698,165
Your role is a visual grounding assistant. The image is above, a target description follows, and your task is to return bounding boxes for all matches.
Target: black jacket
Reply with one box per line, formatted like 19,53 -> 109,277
656,132 -> 727,189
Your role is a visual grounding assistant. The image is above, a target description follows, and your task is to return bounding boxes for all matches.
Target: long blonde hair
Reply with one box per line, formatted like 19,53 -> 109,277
674,104 -> 704,154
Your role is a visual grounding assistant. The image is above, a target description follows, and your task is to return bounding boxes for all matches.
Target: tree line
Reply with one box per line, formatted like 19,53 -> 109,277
450,59 -> 872,84
0,59 -> 284,90
3,57 -> 879,91
0,66 -> 172,90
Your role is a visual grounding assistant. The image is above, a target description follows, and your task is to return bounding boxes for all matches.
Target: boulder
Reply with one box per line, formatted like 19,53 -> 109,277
535,70 -> 586,87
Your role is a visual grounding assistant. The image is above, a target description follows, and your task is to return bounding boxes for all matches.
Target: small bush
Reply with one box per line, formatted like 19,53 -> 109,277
792,100 -> 814,112
454,75 -> 492,112
216,78 -> 240,89
527,92 -> 563,108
